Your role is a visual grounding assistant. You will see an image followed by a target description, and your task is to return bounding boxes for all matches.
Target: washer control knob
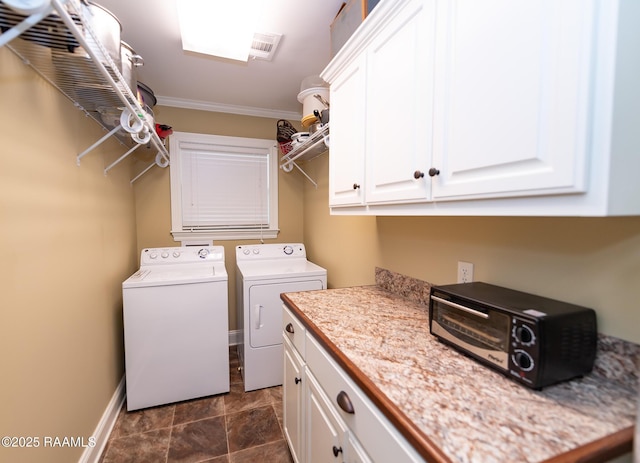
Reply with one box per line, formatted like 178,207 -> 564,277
243,248 -> 250,255
161,252 -> 169,259
253,248 -> 260,255
172,251 -> 181,258
149,253 -> 158,259
283,245 -> 294,255
198,248 -> 210,259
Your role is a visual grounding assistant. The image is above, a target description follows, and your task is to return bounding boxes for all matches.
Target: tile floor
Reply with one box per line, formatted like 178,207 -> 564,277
99,347 -> 293,463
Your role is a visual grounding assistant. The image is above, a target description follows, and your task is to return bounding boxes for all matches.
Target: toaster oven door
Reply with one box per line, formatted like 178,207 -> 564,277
430,295 -> 511,370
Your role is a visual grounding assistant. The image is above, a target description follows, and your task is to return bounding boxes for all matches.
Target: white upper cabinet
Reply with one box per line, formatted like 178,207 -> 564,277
432,0 -> 592,201
328,54 -> 367,207
321,0 -> 640,216
365,0 -> 434,204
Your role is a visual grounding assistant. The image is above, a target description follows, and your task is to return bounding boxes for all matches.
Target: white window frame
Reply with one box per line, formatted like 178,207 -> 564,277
169,131 -> 279,241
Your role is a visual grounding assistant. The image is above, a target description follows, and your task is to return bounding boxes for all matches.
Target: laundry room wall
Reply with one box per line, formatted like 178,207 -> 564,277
301,154 -> 640,344
0,48 -> 139,463
301,153 -> 381,288
133,105 -> 306,332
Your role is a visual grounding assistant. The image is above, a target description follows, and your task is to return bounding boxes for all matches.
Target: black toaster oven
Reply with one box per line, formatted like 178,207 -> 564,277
429,282 -> 597,389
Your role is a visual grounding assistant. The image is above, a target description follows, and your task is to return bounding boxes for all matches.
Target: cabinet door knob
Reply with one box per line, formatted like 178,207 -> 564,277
428,167 -> 440,177
332,446 -> 343,457
285,323 -> 294,334
413,170 -> 425,179
353,183 -> 360,190
295,377 -> 301,384
336,390 -> 355,414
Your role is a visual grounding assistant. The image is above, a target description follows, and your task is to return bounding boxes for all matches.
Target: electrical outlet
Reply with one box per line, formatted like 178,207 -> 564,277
457,261 -> 474,283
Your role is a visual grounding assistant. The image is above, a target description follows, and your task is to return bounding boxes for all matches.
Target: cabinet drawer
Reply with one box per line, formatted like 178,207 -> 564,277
305,333 -> 422,462
283,305 -> 306,358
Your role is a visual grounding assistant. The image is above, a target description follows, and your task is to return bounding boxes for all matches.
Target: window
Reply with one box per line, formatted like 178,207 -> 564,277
169,131 -> 279,241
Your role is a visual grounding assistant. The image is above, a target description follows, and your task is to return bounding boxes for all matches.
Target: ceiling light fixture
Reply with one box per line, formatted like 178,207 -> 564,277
176,0 -> 265,62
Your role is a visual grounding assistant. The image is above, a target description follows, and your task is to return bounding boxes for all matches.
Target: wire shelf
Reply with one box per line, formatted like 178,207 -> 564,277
280,123 -> 330,169
0,0 -> 169,182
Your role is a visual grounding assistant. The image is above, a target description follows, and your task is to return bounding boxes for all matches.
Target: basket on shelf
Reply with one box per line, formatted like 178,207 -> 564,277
277,119 -> 296,155
279,140 -> 294,155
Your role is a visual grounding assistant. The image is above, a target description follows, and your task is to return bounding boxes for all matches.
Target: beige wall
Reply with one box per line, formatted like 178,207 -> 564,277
302,155 -> 640,344
301,151 -> 380,287
0,49 -> 138,462
133,106 -> 306,330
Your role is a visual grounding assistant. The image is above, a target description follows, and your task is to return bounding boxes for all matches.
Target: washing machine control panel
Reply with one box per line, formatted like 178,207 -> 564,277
140,246 -> 224,265
236,243 -> 307,260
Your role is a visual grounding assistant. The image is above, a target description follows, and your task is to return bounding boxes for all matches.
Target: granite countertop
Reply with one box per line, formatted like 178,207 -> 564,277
281,269 -> 639,463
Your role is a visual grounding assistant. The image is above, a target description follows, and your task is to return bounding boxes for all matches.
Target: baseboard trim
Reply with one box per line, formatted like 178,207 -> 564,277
78,376 -> 125,463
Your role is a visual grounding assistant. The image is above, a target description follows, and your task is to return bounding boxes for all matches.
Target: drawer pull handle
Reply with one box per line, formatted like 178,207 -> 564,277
336,391 -> 354,414
285,323 -> 294,334
332,445 -> 343,457
295,377 -> 301,384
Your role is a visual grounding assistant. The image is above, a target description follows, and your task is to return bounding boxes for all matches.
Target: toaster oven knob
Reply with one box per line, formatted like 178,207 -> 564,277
515,325 -> 535,345
514,350 -> 534,371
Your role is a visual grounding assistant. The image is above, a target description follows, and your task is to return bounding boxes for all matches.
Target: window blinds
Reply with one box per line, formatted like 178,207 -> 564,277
179,143 -> 270,230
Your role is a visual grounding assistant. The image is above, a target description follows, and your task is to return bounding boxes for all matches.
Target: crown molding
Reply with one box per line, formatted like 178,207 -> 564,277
156,96 -> 301,121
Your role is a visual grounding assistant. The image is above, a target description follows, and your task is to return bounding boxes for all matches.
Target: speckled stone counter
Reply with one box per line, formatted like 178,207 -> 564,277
281,268 -> 639,463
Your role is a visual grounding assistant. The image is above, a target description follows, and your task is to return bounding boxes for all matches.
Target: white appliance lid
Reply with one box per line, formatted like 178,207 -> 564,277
123,264 -> 227,288
237,258 -> 326,280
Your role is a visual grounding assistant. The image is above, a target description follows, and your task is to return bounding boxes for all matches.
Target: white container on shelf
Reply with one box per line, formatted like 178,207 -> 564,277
297,75 -> 329,127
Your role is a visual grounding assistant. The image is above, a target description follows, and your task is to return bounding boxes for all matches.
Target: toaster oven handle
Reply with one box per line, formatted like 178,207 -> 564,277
431,296 -> 489,319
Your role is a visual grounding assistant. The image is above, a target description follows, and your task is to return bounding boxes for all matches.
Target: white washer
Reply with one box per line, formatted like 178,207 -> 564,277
236,243 -> 326,391
122,246 -> 229,411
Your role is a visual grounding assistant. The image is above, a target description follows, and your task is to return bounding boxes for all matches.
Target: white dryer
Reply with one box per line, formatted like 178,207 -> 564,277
236,243 -> 326,391
122,246 -> 229,411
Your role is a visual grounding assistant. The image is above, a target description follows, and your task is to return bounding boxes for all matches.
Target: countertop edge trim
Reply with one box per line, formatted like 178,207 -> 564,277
539,426 -> 634,463
281,293 -> 453,463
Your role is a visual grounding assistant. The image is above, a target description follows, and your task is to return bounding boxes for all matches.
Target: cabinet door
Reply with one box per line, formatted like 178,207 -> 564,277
365,0 -> 436,204
305,372 -> 347,463
431,0 -> 594,200
344,432 -> 372,463
283,338 -> 304,463
329,55 -> 367,207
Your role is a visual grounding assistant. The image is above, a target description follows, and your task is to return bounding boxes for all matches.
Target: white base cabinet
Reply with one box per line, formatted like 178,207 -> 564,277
305,372 -> 370,463
282,306 -> 423,462
321,0 -> 640,216
283,336 -> 305,463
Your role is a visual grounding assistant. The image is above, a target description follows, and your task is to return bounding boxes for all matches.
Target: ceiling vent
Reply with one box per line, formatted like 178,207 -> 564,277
250,32 -> 282,61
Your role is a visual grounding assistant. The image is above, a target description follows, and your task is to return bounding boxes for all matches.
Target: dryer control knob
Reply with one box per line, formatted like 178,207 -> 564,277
198,248 -> 210,259
253,248 -> 260,255
283,245 -> 293,255
243,248 -> 250,255
149,253 -> 158,259
161,252 -> 169,259
173,251 -> 181,258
